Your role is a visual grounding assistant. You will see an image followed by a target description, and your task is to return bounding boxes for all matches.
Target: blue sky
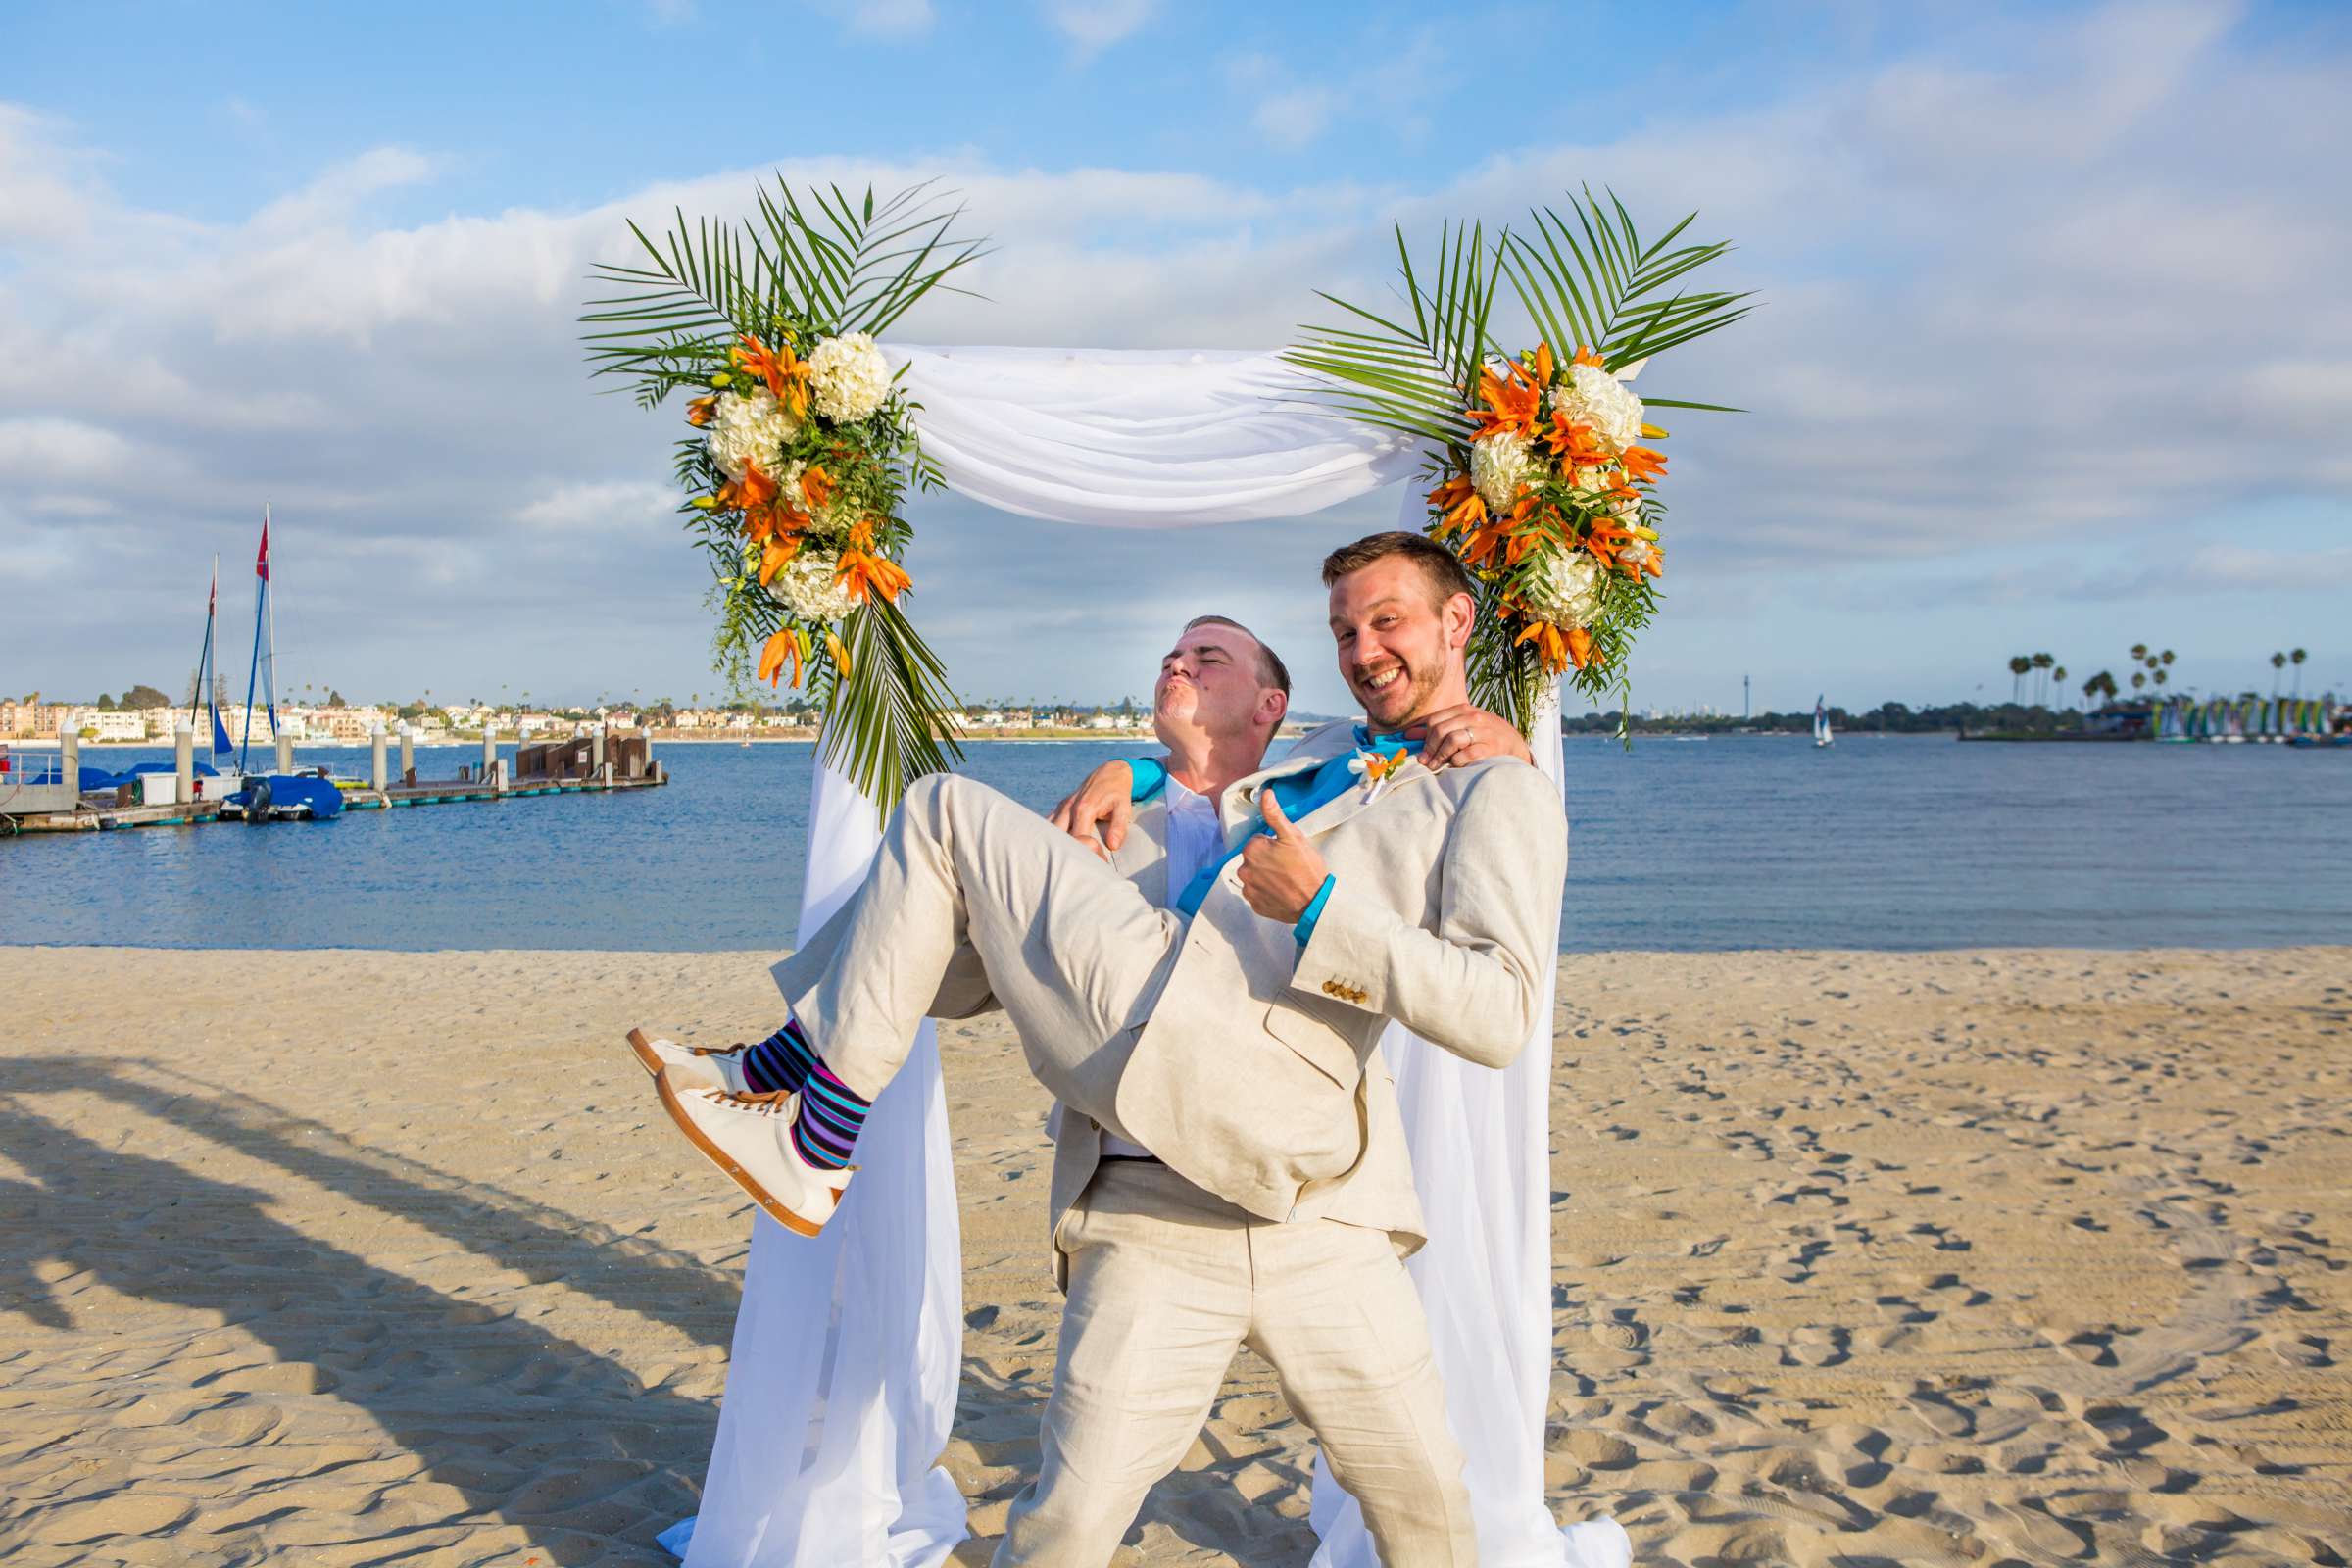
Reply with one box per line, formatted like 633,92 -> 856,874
5,0 -> 2350,718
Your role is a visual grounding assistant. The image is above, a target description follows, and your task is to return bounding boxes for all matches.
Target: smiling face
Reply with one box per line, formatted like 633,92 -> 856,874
1154,621 -> 1284,753
1327,556 -> 1475,730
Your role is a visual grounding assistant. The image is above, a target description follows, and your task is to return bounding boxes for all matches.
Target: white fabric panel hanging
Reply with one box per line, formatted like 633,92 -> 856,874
675,358 -> 1615,1568
884,345 -> 1424,527
680,745 -> 968,1568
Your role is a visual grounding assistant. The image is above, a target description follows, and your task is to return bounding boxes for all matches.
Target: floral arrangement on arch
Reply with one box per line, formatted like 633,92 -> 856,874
1289,189 -> 1749,734
583,180 -> 985,801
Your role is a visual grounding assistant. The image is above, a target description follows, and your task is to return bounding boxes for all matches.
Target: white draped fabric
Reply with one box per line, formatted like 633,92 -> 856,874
674,346 -> 1605,1568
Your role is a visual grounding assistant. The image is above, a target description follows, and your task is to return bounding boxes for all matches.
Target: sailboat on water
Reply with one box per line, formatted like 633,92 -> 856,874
125,557 -> 252,804
1813,695 -> 1835,748
203,510 -> 341,821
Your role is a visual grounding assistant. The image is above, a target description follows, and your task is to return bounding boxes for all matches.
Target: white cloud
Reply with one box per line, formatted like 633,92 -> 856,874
1044,0 -> 1156,60
808,0 -> 934,40
0,3 -> 2345,707
1252,86 -> 1337,153
514,479 -> 678,533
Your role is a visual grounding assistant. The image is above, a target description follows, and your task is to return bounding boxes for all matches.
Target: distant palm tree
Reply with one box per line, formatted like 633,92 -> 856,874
2031,652 -> 2054,707
2053,665 -> 2069,709
2159,649 -> 2175,667
2272,650 -> 2287,695
2131,642 -> 2149,663
2153,667 -> 2168,689
2132,671 -> 2147,695
2291,647 -> 2307,695
2009,654 -> 2032,704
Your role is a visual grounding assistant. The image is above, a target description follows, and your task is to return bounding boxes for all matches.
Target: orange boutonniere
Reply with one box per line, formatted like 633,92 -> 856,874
1348,747 -> 1409,803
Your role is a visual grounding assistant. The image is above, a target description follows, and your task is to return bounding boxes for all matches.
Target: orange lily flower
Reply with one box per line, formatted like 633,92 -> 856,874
825,629 -> 854,676
1546,414 -> 1611,466
685,394 -> 718,428
799,465 -> 834,513
758,533 -> 802,586
1567,625 -> 1600,669
759,630 -> 805,688
715,464 -> 780,515
1571,345 -> 1606,368
1428,472 -> 1488,534
1514,619 -> 1571,675
1582,513 -> 1637,565
731,333 -> 814,418
1468,346 -> 1554,441
1618,445 -> 1667,483
835,522 -> 913,605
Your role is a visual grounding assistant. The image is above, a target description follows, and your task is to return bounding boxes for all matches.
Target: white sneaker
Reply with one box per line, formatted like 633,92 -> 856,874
626,1027 -> 753,1094
654,1068 -> 856,1237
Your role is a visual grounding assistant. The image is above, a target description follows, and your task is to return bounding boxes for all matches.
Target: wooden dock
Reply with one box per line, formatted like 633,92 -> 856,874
3,768 -> 665,833
339,772 -> 669,810
3,800 -> 227,834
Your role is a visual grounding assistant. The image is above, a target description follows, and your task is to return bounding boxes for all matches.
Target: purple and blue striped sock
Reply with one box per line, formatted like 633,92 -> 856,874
790,1064 -> 868,1169
741,1018 -> 821,1097
742,1016 -> 870,1170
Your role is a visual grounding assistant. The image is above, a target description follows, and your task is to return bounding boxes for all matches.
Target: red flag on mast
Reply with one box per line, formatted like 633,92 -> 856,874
256,515 -> 270,582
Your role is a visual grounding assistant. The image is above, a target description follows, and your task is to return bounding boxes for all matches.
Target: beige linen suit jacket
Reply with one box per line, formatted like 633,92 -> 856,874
941,721 -> 1564,1284
1111,720 -> 1565,1246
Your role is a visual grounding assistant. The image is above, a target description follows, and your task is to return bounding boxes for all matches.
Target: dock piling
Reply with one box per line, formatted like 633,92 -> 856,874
276,729 -> 294,774
175,719 -> 193,803
398,724 -> 415,786
59,725 -> 79,791
370,724 -> 388,792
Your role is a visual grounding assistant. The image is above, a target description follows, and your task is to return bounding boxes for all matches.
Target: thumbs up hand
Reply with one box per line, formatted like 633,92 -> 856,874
1238,788 -> 1328,923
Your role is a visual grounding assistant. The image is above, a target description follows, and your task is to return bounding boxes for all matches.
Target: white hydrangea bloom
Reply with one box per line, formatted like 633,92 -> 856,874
1470,430 -> 1542,513
1552,362 -> 1644,451
765,548 -> 858,622
1618,538 -> 1656,573
808,332 -> 892,423
1523,545 -> 1606,628
707,388 -> 798,482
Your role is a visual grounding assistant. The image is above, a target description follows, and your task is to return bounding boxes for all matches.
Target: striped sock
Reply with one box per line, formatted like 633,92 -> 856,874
791,1062 -> 869,1170
741,1018 -> 821,1097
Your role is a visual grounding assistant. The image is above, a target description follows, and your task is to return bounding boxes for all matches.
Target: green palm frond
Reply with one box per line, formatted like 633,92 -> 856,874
825,594 -> 965,808
1287,189 -> 1749,742
580,179 -> 986,806
1281,221 -> 1504,454
1505,186 -> 1751,393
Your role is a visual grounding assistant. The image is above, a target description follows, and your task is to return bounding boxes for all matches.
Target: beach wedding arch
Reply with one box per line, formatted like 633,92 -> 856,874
584,179 -> 1746,798
581,180 -> 1748,1568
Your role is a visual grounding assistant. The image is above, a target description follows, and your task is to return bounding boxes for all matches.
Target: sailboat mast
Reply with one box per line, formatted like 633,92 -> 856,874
189,556 -> 217,735
238,511 -> 268,771
263,503 -> 278,741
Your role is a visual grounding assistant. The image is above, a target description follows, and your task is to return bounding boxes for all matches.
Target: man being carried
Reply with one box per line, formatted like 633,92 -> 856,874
633,530 -> 1567,1564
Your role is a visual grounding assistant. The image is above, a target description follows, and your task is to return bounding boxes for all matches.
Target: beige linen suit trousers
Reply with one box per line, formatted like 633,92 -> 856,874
995,1160 -> 1475,1567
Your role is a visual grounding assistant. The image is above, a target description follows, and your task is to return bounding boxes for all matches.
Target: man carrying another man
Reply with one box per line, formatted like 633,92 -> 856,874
632,530 -> 1567,1565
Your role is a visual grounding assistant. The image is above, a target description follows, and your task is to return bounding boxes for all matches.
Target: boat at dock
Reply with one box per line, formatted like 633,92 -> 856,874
220,509 -> 342,822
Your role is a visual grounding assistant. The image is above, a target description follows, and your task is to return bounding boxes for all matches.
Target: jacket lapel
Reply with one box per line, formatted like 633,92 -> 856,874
1291,751 -> 1437,839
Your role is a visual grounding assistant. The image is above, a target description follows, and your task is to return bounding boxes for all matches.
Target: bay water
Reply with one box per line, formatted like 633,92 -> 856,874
3,735 -> 2345,952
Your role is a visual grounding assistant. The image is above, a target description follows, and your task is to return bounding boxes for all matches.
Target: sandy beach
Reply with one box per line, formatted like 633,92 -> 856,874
4,945 -> 2347,1566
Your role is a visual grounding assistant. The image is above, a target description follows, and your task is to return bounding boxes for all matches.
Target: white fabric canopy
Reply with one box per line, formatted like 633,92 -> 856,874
678,346 -> 1604,1568
884,345 -> 1425,527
